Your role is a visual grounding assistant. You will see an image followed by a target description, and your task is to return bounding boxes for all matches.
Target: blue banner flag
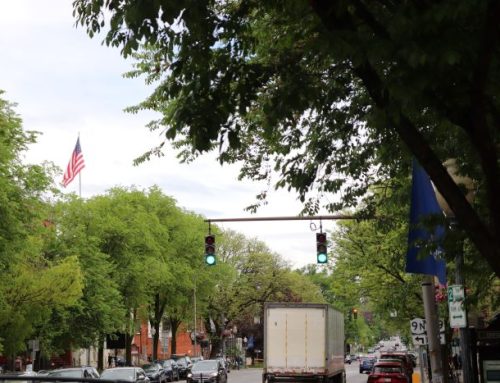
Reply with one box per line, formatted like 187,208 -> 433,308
406,160 -> 447,285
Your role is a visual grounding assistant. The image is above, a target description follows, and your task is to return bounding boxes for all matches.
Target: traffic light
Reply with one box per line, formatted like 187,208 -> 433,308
316,232 -> 328,264
205,235 -> 216,265
352,308 -> 358,320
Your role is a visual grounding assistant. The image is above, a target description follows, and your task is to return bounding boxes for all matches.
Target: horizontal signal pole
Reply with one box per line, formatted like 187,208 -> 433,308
205,215 -> 364,223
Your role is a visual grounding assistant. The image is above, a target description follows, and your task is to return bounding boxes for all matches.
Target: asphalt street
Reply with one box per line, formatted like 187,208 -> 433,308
200,362 -> 368,383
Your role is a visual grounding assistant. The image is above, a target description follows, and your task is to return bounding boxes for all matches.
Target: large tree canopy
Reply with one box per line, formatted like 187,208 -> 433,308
73,1 -> 500,276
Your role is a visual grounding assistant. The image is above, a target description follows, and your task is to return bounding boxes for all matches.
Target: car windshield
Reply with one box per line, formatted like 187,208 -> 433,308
374,366 -> 402,373
49,370 -> 82,378
142,364 -> 158,372
382,355 -> 404,360
176,359 -> 187,366
162,361 -> 172,367
101,369 -> 135,381
191,361 -> 218,372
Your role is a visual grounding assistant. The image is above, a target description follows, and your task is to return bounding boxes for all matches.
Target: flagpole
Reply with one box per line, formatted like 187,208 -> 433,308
78,132 -> 81,198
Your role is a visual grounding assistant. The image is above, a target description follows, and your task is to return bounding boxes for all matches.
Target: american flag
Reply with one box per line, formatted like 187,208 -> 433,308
62,137 -> 85,187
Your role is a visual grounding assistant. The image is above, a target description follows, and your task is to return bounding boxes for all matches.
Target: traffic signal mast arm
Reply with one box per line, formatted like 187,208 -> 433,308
204,214 -> 363,223
203,215 -> 367,266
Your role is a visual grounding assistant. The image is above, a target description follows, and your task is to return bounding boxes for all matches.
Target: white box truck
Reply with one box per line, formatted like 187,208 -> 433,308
263,302 -> 345,383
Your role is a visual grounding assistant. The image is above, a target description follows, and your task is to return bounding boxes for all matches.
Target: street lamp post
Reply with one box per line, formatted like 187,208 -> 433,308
194,283 -> 197,357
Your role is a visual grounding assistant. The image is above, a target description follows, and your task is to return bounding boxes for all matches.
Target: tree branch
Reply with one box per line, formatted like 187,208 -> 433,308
466,0 -> 500,239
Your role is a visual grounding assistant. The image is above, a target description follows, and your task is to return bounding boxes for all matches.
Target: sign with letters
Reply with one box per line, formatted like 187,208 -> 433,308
410,318 -> 445,345
448,285 -> 467,328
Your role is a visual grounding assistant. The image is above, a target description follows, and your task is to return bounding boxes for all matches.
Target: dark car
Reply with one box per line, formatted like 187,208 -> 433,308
216,358 -> 230,373
156,360 -> 179,382
359,357 -> 377,374
142,363 -> 165,383
186,360 -> 227,383
173,357 -> 192,379
100,367 -> 150,383
368,361 -> 409,383
47,367 -> 100,379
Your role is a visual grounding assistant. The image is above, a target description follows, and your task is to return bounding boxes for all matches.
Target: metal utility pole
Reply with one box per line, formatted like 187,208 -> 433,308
422,276 -> 444,383
194,283 -> 197,357
453,227 -> 475,383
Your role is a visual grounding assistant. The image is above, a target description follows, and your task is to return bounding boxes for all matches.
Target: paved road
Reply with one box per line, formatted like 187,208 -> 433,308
210,363 -> 368,383
345,361 -> 369,383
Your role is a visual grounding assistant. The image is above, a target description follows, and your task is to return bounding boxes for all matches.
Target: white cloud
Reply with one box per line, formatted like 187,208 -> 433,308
0,0 -> 337,268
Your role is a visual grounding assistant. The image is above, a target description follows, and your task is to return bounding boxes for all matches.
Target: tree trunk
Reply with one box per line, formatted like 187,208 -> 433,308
169,317 -> 181,355
125,332 -> 132,366
151,294 -> 165,361
204,317 -> 223,358
97,338 -> 104,372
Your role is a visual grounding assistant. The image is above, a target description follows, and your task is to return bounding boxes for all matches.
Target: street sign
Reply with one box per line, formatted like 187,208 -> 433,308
410,318 -> 426,335
411,333 -> 446,346
448,285 -> 467,328
410,318 -> 446,346
412,335 -> 427,346
410,318 -> 445,334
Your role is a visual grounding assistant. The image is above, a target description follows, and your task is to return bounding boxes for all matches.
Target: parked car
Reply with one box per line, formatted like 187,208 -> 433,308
47,366 -> 100,379
100,367 -> 149,383
173,357 -> 191,378
186,360 -> 227,383
156,360 -> 179,381
368,361 -> 409,383
142,363 -> 165,383
359,357 -> 377,374
344,355 -> 352,364
1,370 -> 38,383
190,357 -> 204,364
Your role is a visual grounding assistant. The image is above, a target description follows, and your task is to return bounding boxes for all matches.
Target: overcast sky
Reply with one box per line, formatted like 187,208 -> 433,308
0,1 -> 339,268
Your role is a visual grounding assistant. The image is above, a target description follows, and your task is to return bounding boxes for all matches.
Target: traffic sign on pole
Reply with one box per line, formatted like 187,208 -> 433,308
410,318 -> 446,346
448,285 -> 466,328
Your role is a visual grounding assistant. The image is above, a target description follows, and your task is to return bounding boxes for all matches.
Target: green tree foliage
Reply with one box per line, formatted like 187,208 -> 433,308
203,229 -> 324,356
80,187 -> 180,364
40,196 -> 126,356
303,176 -> 499,347
147,208 -> 212,358
0,92 -> 83,357
74,0 -> 500,277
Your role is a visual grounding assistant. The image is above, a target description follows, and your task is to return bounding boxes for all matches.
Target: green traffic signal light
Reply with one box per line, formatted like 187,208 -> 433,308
316,232 -> 328,264
205,254 -> 216,265
205,235 -> 216,266
317,252 -> 328,264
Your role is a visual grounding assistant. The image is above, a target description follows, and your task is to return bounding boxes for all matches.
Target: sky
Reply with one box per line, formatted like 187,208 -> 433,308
0,0 -> 339,268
